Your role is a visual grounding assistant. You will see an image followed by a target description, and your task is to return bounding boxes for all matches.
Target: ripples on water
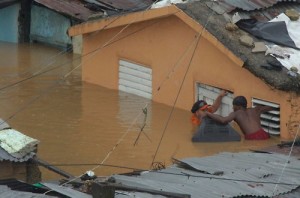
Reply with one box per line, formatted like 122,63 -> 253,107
0,42 -> 280,181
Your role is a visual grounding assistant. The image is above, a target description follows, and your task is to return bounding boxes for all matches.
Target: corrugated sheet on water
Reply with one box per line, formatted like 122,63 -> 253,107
112,152 -> 300,198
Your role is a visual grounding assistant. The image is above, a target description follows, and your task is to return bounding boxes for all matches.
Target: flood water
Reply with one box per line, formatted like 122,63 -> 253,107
0,41 -> 281,181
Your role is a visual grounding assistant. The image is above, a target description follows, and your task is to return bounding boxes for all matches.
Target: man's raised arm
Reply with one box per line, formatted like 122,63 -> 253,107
205,112 -> 236,124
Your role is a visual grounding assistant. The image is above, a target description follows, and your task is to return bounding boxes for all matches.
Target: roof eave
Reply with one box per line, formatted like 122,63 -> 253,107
68,5 -> 244,67
68,6 -> 179,37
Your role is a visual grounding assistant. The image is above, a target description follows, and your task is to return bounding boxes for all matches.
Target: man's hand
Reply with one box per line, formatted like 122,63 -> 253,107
196,110 -> 207,119
220,90 -> 228,97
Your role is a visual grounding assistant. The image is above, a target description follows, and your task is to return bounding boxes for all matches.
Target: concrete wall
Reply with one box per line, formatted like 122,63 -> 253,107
31,5 -> 72,48
72,35 -> 82,54
80,15 -> 300,140
0,4 -> 20,43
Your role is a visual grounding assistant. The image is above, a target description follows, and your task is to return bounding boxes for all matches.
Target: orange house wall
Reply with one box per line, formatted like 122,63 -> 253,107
80,15 -> 300,140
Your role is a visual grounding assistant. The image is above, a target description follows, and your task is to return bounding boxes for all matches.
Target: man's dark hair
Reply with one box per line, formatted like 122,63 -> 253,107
191,100 -> 207,113
232,96 -> 247,108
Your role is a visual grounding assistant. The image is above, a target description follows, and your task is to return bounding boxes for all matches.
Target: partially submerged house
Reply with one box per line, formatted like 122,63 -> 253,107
68,0 -> 300,140
0,0 -> 30,43
0,0 -> 99,48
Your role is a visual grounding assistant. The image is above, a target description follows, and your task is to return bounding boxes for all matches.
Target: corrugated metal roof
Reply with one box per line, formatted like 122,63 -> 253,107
111,152 -> 300,198
0,179 -> 47,194
216,0 -> 300,12
41,182 -> 92,198
0,0 -> 18,9
34,0 -> 98,21
0,179 -> 56,198
237,2 -> 300,21
34,0 -> 154,21
0,185 -> 55,198
90,0 -> 154,11
176,0 -> 300,93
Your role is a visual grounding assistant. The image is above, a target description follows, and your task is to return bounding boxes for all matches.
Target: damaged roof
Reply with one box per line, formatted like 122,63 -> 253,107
33,0 -> 155,21
108,152 -> 300,198
216,0 -> 300,12
67,0 -> 300,92
34,0 -> 98,21
176,0 -> 300,93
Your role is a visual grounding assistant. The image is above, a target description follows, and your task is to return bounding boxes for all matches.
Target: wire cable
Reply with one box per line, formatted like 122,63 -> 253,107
272,123 -> 300,195
150,7 -> 216,169
42,1 -> 165,194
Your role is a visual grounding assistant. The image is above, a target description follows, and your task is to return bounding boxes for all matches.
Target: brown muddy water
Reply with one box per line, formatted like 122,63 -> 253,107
0,41 -> 281,181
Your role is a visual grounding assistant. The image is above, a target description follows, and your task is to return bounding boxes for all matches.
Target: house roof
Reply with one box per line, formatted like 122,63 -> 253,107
0,0 -> 18,9
34,0 -> 98,21
68,0 -> 300,93
176,0 -> 300,93
109,151 -> 300,198
84,0 -> 155,12
33,0 -> 154,22
215,0 -> 300,12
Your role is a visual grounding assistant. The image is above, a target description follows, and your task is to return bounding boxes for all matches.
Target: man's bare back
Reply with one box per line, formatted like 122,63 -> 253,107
204,96 -> 273,139
233,108 -> 265,135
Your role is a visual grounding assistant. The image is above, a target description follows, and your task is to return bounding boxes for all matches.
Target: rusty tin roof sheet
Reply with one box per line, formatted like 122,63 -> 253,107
88,0 -> 154,11
34,0 -> 97,21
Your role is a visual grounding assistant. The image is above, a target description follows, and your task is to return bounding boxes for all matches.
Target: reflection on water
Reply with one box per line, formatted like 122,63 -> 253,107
0,42 -> 280,181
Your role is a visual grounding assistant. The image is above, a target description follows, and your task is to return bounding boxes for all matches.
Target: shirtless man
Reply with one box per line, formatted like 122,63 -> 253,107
204,96 -> 273,140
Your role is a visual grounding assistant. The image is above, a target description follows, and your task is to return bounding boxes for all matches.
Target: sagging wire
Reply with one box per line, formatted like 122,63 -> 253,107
42,1 -> 166,194
0,17 -> 124,93
150,5 -> 216,170
0,10 -> 166,140
0,13 -> 173,127
132,22 -> 203,146
64,0 -> 161,79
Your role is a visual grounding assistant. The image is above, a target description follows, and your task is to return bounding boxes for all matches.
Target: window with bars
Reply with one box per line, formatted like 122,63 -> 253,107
196,83 -> 233,117
252,98 -> 280,135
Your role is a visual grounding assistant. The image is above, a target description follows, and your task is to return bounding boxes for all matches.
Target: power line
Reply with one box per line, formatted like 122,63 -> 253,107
150,5 -> 216,169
